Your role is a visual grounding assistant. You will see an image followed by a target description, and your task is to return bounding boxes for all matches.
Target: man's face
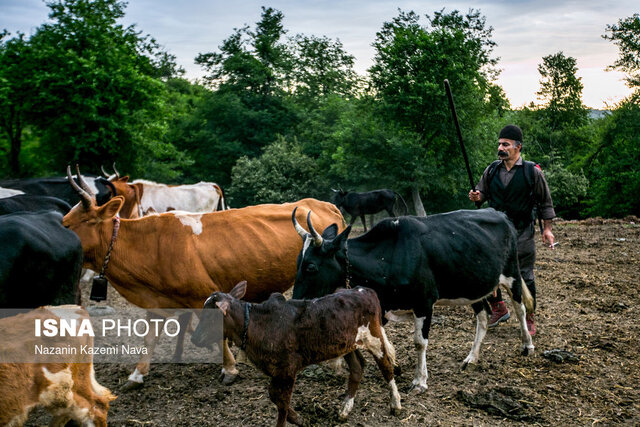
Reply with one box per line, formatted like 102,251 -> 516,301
498,138 -> 520,160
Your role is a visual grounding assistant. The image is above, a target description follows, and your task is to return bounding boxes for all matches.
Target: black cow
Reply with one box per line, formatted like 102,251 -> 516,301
292,207 -> 534,393
0,211 -> 83,308
0,194 -> 72,216
332,189 -> 408,231
0,175 -> 114,207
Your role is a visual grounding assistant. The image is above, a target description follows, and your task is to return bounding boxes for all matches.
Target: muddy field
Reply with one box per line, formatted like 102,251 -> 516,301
29,218 -> 640,425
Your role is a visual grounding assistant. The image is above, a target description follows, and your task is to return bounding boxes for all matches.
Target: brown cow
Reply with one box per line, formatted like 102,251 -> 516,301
0,305 -> 115,426
192,282 -> 401,426
63,167 -> 345,389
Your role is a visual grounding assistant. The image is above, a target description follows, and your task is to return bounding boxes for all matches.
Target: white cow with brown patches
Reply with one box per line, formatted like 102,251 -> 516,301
0,305 -> 115,426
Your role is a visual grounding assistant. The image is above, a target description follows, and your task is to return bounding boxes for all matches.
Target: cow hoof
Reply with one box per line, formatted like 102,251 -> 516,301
393,365 -> 402,377
390,407 -> 402,416
409,383 -> 427,395
461,361 -> 478,371
221,372 -> 237,385
121,380 -> 143,392
521,345 -> 535,356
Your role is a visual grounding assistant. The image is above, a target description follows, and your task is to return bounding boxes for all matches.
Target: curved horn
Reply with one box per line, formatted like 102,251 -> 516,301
75,164 -> 95,196
100,165 -> 110,178
292,207 -> 310,240
306,211 -> 323,247
67,165 -> 92,209
112,162 -> 120,179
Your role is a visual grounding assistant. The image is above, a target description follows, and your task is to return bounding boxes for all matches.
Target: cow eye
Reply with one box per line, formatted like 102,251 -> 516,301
305,263 -> 318,274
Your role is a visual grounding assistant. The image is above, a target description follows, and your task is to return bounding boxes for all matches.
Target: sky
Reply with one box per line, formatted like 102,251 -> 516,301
1,0 -> 637,109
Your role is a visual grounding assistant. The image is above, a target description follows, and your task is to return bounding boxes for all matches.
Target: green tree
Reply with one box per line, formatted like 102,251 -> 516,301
23,0 -> 186,178
0,32 -> 33,176
229,136 -> 326,206
289,35 -> 360,100
603,14 -> 640,90
196,7 -> 292,96
580,99 -> 640,217
536,51 -> 589,130
364,8 -> 502,212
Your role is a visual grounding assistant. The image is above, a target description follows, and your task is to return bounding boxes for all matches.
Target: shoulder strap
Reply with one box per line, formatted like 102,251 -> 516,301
522,160 -> 536,193
486,160 -> 501,189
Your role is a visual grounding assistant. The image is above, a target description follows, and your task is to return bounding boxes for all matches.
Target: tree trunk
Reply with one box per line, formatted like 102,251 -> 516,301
411,186 -> 426,217
9,128 -> 22,176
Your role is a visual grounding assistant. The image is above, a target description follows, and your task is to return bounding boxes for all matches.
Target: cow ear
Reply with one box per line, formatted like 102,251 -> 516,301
97,196 -> 124,220
121,176 -> 130,183
328,226 -> 351,253
229,281 -> 247,300
215,300 -> 230,315
321,223 -> 338,240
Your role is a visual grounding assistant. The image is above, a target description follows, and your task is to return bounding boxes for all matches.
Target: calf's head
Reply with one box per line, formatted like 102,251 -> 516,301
291,208 -> 351,299
191,281 -> 247,348
62,165 -> 124,254
331,188 -> 348,209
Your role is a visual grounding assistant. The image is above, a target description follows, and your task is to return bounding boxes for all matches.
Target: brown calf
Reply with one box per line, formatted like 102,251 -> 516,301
192,282 -> 401,426
0,306 -> 115,426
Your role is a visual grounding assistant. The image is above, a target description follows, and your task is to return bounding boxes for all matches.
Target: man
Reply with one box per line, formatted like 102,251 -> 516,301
469,124 -> 555,335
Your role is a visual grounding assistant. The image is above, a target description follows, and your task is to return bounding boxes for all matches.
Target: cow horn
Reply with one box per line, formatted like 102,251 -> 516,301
112,162 -> 120,179
67,165 -> 92,209
100,165 -> 110,178
292,207 -> 310,240
75,165 -> 95,196
306,211 -> 323,247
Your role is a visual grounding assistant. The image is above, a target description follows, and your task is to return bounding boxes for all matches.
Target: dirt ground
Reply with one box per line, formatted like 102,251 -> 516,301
27,217 -> 640,426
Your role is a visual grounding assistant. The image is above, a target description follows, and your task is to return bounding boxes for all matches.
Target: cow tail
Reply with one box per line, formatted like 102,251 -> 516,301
521,278 -> 535,314
394,192 -> 409,216
380,325 -> 396,366
214,184 -> 227,210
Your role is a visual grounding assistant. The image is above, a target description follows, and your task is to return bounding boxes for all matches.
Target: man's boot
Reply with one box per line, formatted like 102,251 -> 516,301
526,312 -> 536,336
488,301 -> 510,327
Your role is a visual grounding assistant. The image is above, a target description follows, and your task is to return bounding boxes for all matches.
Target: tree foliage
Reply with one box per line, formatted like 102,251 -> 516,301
0,0 -> 190,179
536,51 -> 589,129
229,136 -> 326,206
603,14 -> 640,90
359,8 -> 502,212
583,99 -> 640,217
0,32 -> 33,175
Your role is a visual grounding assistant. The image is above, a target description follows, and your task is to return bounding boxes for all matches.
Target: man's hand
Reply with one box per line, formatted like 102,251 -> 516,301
469,190 -> 482,203
542,228 -> 555,249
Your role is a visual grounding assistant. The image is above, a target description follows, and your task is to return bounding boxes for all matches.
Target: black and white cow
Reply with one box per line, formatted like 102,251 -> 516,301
332,189 -> 408,231
292,207 -> 534,393
0,194 -> 72,216
0,211 -> 83,308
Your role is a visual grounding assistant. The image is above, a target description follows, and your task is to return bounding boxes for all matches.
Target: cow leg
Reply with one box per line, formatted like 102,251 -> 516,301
172,312 -> 192,362
410,309 -> 432,394
221,338 -> 239,385
268,376 -> 301,427
500,277 -> 535,355
462,302 -> 489,369
123,315 -> 162,391
368,324 -> 402,415
360,215 -> 367,232
340,351 -> 364,420
325,356 -> 347,376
